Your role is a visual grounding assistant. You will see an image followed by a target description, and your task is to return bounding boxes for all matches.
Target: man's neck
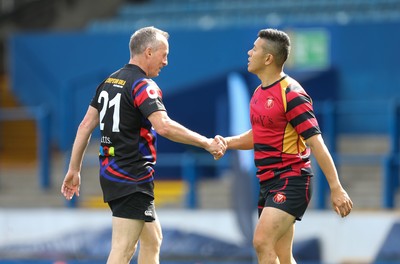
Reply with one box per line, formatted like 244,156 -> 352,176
129,57 -> 148,76
259,70 -> 285,87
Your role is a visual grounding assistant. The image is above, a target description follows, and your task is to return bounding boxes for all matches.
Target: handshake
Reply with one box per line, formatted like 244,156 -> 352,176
207,135 -> 228,160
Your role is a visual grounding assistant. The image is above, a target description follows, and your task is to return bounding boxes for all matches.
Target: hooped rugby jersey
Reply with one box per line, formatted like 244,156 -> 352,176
90,64 -> 166,202
250,75 -> 321,182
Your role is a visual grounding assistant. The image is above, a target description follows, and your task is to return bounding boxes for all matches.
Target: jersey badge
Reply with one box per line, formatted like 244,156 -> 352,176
265,97 -> 275,109
146,81 -> 160,99
273,192 -> 287,204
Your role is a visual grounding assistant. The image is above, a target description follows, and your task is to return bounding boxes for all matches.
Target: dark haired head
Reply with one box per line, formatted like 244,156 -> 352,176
258,29 -> 290,67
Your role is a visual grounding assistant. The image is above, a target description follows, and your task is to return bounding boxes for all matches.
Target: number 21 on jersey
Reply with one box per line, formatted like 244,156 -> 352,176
98,91 -> 121,132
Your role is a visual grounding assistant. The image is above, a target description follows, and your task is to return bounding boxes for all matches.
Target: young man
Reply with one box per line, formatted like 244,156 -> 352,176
61,26 -> 225,264
223,29 -> 353,263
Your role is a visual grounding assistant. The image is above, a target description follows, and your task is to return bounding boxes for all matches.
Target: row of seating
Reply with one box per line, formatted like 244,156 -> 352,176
87,0 -> 400,31
119,0 -> 400,16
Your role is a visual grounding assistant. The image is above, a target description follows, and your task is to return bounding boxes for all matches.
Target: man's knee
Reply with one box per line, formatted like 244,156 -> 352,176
154,233 -> 163,249
143,237 -> 162,252
108,243 -> 137,264
253,233 -> 267,253
140,222 -> 163,251
140,232 -> 162,252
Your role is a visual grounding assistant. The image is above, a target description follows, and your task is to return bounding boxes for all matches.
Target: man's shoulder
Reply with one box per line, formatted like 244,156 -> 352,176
284,76 -> 306,94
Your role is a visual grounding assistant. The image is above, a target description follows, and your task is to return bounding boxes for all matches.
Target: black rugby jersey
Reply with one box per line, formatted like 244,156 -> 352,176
90,64 -> 166,202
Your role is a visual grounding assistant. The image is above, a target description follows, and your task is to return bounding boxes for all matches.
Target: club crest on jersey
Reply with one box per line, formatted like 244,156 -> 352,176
273,192 -> 286,204
265,97 -> 274,109
146,82 -> 160,99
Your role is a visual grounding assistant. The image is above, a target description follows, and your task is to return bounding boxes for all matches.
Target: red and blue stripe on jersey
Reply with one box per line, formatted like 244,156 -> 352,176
100,158 -> 154,184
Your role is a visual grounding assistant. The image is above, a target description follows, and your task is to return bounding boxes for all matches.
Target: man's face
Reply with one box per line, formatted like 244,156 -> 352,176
247,37 -> 268,74
147,37 -> 169,78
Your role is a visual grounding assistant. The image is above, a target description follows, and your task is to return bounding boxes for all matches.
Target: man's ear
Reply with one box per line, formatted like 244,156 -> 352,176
265,53 -> 273,66
145,47 -> 152,58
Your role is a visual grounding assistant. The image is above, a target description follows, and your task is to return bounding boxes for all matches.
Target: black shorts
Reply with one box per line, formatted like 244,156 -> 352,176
108,192 -> 156,222
258,175 -> 312,221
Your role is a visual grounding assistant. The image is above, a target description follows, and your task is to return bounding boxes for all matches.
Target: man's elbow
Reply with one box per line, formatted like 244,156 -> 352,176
154,122 -> 173,138
306,134 -> 324,148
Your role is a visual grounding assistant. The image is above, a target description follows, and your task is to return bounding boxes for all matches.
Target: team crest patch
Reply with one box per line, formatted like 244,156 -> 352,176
273,192 -> 286,204
146,84 -> 159,99
265,97 -> 274,109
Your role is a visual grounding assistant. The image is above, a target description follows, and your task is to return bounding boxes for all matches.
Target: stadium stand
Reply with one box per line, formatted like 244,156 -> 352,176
0,76 -> 37,165
3,0 -> 400,210
2,1 -> 400,264
88,0 -> 400,31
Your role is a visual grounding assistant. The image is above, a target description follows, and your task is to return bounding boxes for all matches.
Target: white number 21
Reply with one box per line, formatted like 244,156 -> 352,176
98,91 -> 121,132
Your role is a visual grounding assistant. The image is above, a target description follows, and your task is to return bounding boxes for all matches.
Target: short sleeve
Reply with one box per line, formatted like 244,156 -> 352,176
285,86 -> 321,140
131,78 -> 166,118
89,80 -> 106,110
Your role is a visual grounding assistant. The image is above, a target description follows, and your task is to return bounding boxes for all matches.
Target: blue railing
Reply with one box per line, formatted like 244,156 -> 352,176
66,98 -> 400,209
3,99 -> 399,209
383,101 -> 400,208
63,151 -> 230,209
313,100 -> 400,209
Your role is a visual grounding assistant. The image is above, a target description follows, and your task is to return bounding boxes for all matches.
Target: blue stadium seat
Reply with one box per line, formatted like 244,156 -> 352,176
86,0 -> 400,32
